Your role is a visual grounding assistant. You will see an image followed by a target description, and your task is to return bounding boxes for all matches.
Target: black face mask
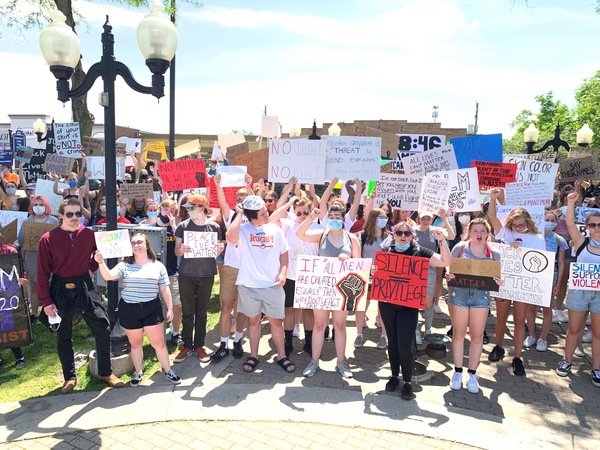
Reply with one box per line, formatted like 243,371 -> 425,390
126,179 -> 134,184
140,175 -> 148,181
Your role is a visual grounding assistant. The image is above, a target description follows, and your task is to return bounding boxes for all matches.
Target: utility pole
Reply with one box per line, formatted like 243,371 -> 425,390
474,101 -> 479,134
432,105 -> 439,123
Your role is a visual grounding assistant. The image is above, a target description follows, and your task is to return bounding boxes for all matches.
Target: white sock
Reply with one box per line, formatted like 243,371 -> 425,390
234,331 -> 243,342
221,336 -> 229,347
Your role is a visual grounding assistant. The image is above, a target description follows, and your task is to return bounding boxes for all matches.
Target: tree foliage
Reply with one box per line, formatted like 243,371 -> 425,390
573,71 -> 600,148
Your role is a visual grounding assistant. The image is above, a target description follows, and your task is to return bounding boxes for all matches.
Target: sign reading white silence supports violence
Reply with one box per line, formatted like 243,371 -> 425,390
294,256 -> 371,311
321,136 -> 381,181
569,262 -> 600,290
490,242 -> 555,307
375,173 -> 422,210
183,231 -> 218,258
268,139 -> 327,184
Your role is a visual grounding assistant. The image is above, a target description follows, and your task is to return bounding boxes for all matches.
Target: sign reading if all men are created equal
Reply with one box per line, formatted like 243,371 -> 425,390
321,136 -> 381,181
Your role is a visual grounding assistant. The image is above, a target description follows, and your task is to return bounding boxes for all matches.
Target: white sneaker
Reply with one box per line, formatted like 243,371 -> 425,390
582,330 -> 592,343
434,304 -> 443,314
523,335 -> 537,348
536,338 -> 548,352
556,310 -> 568,323
466,373 -> 479,394
293,324 -> 300,337
586,315 -> 591,326
574,345 -> 586,357
303,360 -> 319,378
552,310 -> 560,324
450,371 -> 463,390
415,330 -> 422,345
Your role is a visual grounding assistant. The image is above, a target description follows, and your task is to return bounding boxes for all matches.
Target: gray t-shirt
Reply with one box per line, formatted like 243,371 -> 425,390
415,228 -> 437,252
175,219 -> 222,277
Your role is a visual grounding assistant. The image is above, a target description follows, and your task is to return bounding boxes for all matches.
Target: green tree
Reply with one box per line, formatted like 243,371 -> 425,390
574,70 -> 600,148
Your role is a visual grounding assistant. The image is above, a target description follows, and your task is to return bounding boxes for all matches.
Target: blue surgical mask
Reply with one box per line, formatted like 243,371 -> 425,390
328,219 -> 343,231
376,218 -> 388,229
6,188 -> 16,195
544,222 -> 557,231
147,212 -> 159,219
68,180 -> 78,188
394,242 -> 410,252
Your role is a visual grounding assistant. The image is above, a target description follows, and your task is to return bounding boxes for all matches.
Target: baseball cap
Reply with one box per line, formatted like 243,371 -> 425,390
26,183 -> 36,191
182,194 -> 207,208
242,195 -> 265,211
418,210 -> 433,218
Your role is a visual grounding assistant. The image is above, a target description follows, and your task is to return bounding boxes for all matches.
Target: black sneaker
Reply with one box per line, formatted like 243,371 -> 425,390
232,340 -> 244,359
165,370 -> 181,385
401,383 -> 415,400
324,326 -> 330,340
130,372 -> 143,387
483,331 -> 490,345
211,342 -> 229,362
170,333 -> 182,347
488,345 -> 505,362
446,326 -> 453,337
385,377 -> 400,392
556,360 -> 572,377
512,357 -> 526,376
591,369 -> 600,387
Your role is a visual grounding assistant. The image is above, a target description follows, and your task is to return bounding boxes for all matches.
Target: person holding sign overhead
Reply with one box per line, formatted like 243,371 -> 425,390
487,188 -> 546,377
445,218 -> 503,394
94,233 -> 181,386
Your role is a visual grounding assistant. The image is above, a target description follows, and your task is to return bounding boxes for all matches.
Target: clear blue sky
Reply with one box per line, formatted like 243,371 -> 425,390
1,0 -> 598,139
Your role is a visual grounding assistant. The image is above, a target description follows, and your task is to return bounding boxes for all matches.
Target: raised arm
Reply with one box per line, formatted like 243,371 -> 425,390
566,192 -> 585,249
277,177 -> 297,209
269,196 -> 298,223
487,188 -> 503,234
18,161 -> 27,189
437,209 -> 456,240
296,207 -> 323,243
318,177 -> 339,220
225,203 -> 244,244
213,173 -> 232,221
428,228 -> 452,268
347,178 -> 362,222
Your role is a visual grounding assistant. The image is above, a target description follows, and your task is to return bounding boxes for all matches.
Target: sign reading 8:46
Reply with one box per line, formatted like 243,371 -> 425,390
397,134 -> 445,153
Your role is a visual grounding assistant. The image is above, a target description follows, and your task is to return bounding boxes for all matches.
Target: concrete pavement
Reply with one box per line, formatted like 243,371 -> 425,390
1,298 -> 598,449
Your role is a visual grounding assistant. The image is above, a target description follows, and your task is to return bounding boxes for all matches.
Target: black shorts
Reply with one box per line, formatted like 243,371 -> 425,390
118,297 -> 164,330
283,278 -> 296,308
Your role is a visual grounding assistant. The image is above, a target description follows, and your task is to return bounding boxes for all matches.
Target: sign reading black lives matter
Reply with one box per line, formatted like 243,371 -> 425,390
22,126 -> 54,183
0,253 -> 33,350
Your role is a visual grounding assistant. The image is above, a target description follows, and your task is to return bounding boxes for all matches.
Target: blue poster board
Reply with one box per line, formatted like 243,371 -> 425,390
450,134 -> 503,169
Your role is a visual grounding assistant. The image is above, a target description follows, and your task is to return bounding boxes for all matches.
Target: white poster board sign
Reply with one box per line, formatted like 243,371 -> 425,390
504,180 -> 554,207
261,115 -> 279,138
211,141 -> 223,161
341,180 -> 368,206
401,144 -> 458,176
396,134 -> 445,153
183,231 -> 218,258
496,205 -> 544,230
569,262 -> 600,290
418,175 -> 450,214
54,122 -> 82,157
116,136 -> 142,154
490,242 -> 555,307
268,139 -> 327,184
94,229 -> 133,259
321,136 -> 381,181
294,256 -> 371,311
218,133 -> 246,156
375,173 -> 423,210
35,178 -> 69,214
429,167 -> 480,212
88,156 -> 126,180
504,156 -> 559,184
218,165 -> 247,188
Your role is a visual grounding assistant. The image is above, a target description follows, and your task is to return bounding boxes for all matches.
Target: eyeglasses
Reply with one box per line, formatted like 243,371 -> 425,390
64,211 -> 82,218
394,230 -> 413,237
587,223 -> 600,229
131,240 -> 145,247
511,223 -> 527,229
296,211 -> 310,217
264,199 -> 275,203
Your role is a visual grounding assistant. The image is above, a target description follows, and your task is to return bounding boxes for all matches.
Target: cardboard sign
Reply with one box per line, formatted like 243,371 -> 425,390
0,220 -> 18,245
15,146 -> 33,163
183,231 -> 218,258
380,160 -> 396,174
559,156 -> 598,183
401,144 -> 458,176
568,147 -> 599,160
22,222 -> 58,252
43,153 -> 75,176
472,161 -> 518,189
54,122 -> 82,157
261,115 -> 279,138
268,139 -> 327,184
34,178 -> 69,215
370,251 -> 429,310
0,253 -> 33,350
235,147 -> 269,180
144,141 -> 167,161
175,139 -> 201,159
218,165 -> 247,188
294,256 -> 370,311
94,229 -> 133,259
448,258 -> 501,291
375,173 -> 422,210
397,134 -> 445,153
490,243 -> 555,307
366,127 -> 400,159
569,262 -> 600,290
496,205 -> 544,230
504,180 -> 554,207
0,212 -> 28,244
321,136 -> 381,181
116,142 -> 127,157
419,174 -> 450,215
431,167 -> 481,213
157,159 -> 207,192
87,156 -> 126,180
450,134 -> 503,169
218,133 -> 246,156
81,136 -> 104,156
120,183 -> 154,200
225,142 -> 250,162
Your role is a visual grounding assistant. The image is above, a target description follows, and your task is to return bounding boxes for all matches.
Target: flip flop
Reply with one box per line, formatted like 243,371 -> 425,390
243,357 -> 259,373
277,357 -> 296,373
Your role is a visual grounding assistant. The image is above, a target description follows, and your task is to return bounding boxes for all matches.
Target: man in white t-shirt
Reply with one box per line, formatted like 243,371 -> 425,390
226,195 -> 294,374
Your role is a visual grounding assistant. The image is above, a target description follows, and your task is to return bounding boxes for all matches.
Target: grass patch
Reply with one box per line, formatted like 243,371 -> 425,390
0,283 -> 221,403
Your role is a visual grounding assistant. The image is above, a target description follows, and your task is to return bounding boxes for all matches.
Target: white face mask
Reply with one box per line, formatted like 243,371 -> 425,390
32,206 -> 46,215
458,215 -> 471,225
99,205 -> 107,213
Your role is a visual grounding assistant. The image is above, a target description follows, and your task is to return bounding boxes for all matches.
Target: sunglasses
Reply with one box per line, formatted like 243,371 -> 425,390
296,211 -> 310,217
512,223 -> 527,229
264,199 -> 275,203
394,230 -> 412,237
587,223 -> 600,229
64,211 -> 82,218
131,240 -> 145,247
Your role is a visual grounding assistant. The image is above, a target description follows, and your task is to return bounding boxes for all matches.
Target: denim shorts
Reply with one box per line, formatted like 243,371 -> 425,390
566,289 -> 600,314
448,287 -> 491,309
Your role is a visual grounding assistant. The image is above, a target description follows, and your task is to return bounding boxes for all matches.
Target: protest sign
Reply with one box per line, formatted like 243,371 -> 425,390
370,251 -> 429,310
490,242 -> 555,307
429,168 -> 480,213
144,141 -> 166,161
450,134 -> 503,169
0,211 -> 28,243
157,159 -> 207,192
568,146 -> 599,160
218,165 -> 247,188
341,180 -> 370,206
496,205 -> 544,229
268,139 -> 327,184
569,262 -> 600,290
375,173 -> 422,210
321,136 -> 381,181
183,231 -> 218,258
577,207 -> 599,224
380,160 -> 396,174
294,256 -> 370,311
448,258 -> 501,291
54,122 -> 82,157
472,160 -> 518,189
174,139 -> 201,159
211,141 -> 223,160
0,220 -> 17,244
94,229 -> 133,259
22,127 -> 53,183
225,142 -> 249,161
81,136 -> 104,156
15,146 -> 33,163
22,222 -> 58,252
218,133 -> 246,154
418,174 -> 450,214
115,142 -> 127,157
559,156 -> 598,183
120,182 -> 154,200
87,156 -> 126,180
365,127 -> 400,159
207,179 -> 237,209
0,253 -> 33,350
397,134 -> 445,153
507,157 -> 559,184
401,144 -> 458,176
235,148 -> 268,180
35,178 -> 69,214
0,147 -> 12,166
116,136 -> 141,153
504,181 -> 554,206
43,153 -> 75,176
261,115 -> 279,138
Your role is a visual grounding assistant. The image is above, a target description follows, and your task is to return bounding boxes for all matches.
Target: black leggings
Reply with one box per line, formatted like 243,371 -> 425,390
379,302 -> 419,382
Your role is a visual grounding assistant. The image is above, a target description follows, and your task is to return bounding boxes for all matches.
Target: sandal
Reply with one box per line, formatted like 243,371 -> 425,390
243,357 -> 259,373
277,357 -> 296,373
